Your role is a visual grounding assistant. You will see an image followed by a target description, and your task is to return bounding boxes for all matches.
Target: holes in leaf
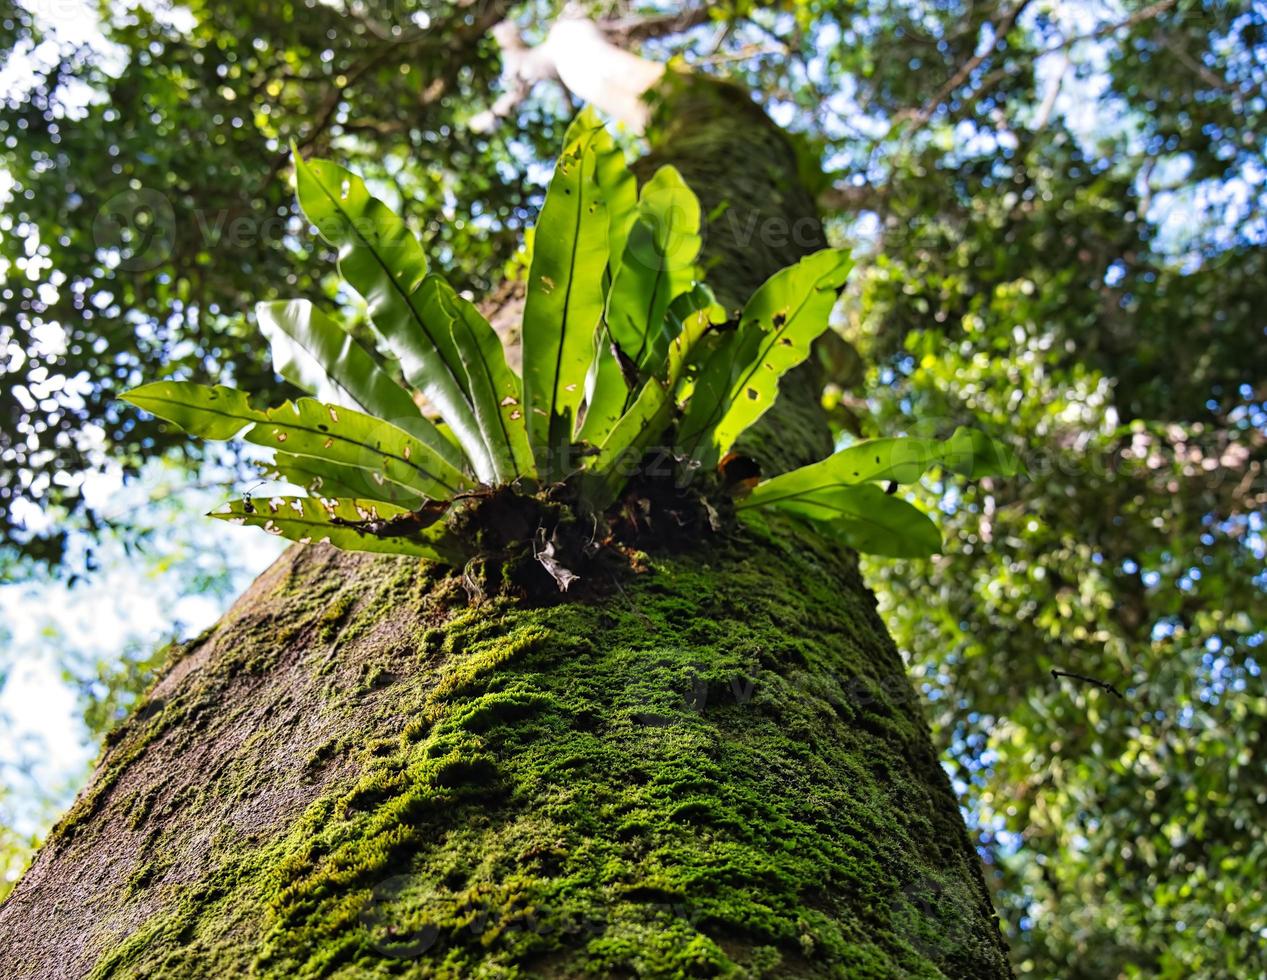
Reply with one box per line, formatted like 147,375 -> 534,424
746,388 -> 759,401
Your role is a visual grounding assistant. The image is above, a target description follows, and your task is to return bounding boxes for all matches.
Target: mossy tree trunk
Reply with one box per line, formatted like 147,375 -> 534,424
0,80 -> 1011,979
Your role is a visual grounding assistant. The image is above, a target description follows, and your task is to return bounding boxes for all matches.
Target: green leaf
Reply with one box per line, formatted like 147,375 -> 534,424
211,496 -> 463,562
741,437 -> 940,509
414,275 -> 535,484
123,381 -> 469,500
940,426 -> 1023,478
576,319 -> 629,446
245,397 -> 469,501
678,248 -> 852,467
665,284 -> 729,388
521,108 -> 631,478
607,165 -> 702,379
255,299 -> 463,471
578,166 -> 702,447
580,381 -> 674,512
122,382 -> 258,440
749,482 -> 941,558
739,428 -> 1019,512
600,134 -> 640,284
292,150 -> 496,483
267,452 -> 425,505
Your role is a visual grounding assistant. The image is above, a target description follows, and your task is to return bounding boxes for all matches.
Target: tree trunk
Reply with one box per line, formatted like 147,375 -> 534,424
0,78 -> 1010,979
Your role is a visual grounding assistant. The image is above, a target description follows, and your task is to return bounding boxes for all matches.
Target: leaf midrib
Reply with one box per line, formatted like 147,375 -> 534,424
546,146 -> 591,457
218,506 -> 447,558
678,272 -> 827,456
136,391 -> 459,496
445,288 -> 521,481
303,163 -> 485,472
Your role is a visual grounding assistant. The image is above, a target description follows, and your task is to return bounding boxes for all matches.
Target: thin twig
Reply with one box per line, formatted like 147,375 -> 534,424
894,0 -> 1179,135
1051,668 -> 1125,699
901,0 -> 1034,130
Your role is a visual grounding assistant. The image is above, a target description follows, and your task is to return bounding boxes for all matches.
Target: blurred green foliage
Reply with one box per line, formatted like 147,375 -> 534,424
1,1 -> 1263,975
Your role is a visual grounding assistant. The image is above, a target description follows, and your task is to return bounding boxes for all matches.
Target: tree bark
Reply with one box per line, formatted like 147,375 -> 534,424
0,77 -> 1010,979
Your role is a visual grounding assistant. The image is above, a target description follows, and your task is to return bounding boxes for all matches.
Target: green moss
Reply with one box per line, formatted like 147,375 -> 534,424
124,856 -> 170,899
80,511 -> 1007,979
427,619 -> 552,707
320,590 -> 360,644
358,662 -> 394,692
305,736 -> 346,774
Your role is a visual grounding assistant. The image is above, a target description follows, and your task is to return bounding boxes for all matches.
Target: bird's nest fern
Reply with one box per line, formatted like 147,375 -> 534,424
123,108 -> 1018,594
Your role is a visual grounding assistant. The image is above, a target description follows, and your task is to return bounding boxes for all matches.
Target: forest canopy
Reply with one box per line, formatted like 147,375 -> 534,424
1,1 -> 1264,976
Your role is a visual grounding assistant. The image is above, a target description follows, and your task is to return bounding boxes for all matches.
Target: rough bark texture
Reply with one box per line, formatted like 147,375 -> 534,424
0,78 -> 1010,979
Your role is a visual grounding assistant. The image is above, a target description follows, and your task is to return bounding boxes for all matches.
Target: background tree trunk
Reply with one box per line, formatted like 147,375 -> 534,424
0,78 -> 1011,979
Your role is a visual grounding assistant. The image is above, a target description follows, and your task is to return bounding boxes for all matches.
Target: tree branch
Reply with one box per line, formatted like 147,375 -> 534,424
1051,668 -> 1125,700
265,0 -> 512,185
599,5 -> 714,44
898,0 -> 1034,131
475,13 -> 668,134
817,182 -> 886,213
